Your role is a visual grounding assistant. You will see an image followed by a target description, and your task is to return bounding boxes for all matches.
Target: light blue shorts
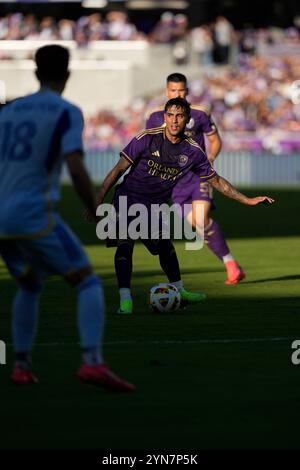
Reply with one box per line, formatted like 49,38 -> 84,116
0,215 -> 90,281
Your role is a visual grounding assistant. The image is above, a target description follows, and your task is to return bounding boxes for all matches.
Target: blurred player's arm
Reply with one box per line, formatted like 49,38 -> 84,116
206,131 -> 222,163
201,109 -> 222,162
145,108 -> 164,129
66,152 -> 97,216
209,174 -> 274,206
96,156 -> 131,205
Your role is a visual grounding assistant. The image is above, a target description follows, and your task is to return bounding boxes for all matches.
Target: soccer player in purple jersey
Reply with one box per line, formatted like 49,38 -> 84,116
146,73 -> 245,285
92,98 -> 274,314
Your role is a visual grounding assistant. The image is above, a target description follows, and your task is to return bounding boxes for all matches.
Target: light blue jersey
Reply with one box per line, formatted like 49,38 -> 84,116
0,89 -> 84,238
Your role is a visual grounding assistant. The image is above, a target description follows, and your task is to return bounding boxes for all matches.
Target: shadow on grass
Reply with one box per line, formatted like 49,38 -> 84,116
96,266 -> 225,280
243,274 -> 300,284
1,275 -> 299,332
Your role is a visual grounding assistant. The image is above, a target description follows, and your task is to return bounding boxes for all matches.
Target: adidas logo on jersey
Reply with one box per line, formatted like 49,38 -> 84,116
151,151 -> 160,157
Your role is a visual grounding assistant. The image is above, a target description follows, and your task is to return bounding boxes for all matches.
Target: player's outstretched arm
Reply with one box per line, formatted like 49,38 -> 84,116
95,156 -> 131,206
83,156 -> 131,222
209,174 -> 275,206
66,152 -> 97,217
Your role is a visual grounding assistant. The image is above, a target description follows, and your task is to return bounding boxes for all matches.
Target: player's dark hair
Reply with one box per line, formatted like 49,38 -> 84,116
35,45 -> 69,82
167,73 -> 187,84
164,97 -> 191,118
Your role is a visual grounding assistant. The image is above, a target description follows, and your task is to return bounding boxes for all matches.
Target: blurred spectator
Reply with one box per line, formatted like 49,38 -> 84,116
84,53 -> 300,154
213,16 -> 233,64
39,17 -> 57,40
173,14 -> 188,41
75,16 -> 90,47
172,14 -> 189,65
22,14 -> 38,39
150,12 -> 176,43
5,15 -> 22,40
58,19 -> 75,41
87,13 -> 105,40
191,25 -> 214,65
239,25 -> 256,55
106,11 -> 139,41
0,16 -> 9,39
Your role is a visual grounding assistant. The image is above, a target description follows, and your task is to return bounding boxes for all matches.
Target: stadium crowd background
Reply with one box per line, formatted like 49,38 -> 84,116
84,51 -> 300,154
1,9 -> 300,154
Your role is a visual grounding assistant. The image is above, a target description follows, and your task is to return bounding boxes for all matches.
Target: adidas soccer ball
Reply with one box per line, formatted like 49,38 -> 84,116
150,283 -> 181,313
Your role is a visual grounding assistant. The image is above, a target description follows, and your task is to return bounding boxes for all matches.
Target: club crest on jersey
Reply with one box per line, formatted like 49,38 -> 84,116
178,155 -> 188,166
186,118 -> 195,129
184,130 -> 195,137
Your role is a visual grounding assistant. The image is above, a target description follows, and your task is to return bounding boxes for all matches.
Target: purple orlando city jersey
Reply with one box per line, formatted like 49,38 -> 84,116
146,105 -> 218,203
116,127 -> 216,206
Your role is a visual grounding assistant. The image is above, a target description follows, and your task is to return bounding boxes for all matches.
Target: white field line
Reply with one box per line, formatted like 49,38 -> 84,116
6,337 -> 294,347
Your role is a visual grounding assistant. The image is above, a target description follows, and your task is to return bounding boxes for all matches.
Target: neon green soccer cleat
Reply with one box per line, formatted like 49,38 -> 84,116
117,299 -> 133,315
180,289 -> 207,306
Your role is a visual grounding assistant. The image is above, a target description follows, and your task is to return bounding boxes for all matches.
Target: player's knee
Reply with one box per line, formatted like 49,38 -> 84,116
18,273 -> 42,294
65,266 -> 94,287
157,240 -> 175,257
145,240 -> 160,256
149,246 -> 160,256
204,217 -> 213,230
76,273 -> 101,292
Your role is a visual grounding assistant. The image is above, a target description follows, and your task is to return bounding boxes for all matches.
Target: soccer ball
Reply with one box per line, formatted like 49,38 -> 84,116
149,283 -> 181,313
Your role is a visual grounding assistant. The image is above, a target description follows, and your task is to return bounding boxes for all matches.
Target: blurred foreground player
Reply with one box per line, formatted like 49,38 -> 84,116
91,98 -> 274,314
0,45 -> 134,391
146,73 -> 245,284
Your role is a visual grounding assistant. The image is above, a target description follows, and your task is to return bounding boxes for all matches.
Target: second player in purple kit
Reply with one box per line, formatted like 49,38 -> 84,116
146,73 -> 245,285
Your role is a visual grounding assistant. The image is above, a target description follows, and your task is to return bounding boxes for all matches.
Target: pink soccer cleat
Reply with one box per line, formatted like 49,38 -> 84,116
225,260 -> 246,285
11,366 -> 39,385
77,364 -> 135,392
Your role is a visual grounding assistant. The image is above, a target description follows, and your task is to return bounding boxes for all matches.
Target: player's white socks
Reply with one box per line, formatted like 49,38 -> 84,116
171,280 -> 183,291
119,288 -> 132,301
77,275 -> 104,366
13,287 -> 40,354
222,253 -> 235,264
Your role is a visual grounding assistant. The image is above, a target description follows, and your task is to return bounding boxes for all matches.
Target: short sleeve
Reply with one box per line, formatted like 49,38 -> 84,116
61,105 -> 84,156
146,111 -> 164,129
191,150 -> 217,180
201,112 -> 218,136
120,135 -> 147,165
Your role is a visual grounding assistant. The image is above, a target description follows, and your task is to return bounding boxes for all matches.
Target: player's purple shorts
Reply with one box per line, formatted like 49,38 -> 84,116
106,187 -> 171,247
172,173 -> 215,218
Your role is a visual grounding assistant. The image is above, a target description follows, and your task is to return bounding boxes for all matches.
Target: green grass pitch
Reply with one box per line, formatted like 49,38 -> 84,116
0,187 -> 299,450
